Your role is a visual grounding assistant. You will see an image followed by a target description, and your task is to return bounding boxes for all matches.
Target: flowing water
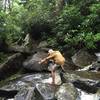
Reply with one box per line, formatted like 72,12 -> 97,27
78,89 -> 100,100
95,53 -> 100,62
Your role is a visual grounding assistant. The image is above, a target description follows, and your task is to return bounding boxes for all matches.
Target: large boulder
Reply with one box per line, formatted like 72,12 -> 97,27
55,83 -> 78,100
61,71 -> 100,93
96,89 -> 100,100
1,73 -> 52,90
23,51 -> 48,71
42,72 -> 62,85
0,53 -> 26,80
0,89 -> 18,98
95,53 -> 100,62
72,49 -> 97,68
0,73 -> 58,100
38,41 -> 48,48
0,72 -> 99,100
88,62 -> 100,71
15,87 -> 35,100
23,49 -> 78,71
35,83 -> 56,100
64,58 -> 79,70
8,45 -> 31,54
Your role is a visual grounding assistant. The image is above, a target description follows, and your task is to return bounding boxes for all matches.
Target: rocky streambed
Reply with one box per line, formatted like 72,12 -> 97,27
0,49 -> 100,100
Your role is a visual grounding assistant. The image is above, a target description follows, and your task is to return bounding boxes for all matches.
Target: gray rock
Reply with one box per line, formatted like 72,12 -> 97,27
0,73 -> 54,99
61,71 -> 100,93
35,83 -> 56,100
55,83 -> 78,100
1,73 -> 51,90
15,87 -> 35,100
23,51 -> 48,71
64,59 -> 78,70
96,89 -> 100,100
38,41 -> 48,48
8,45 -> 31,54
0,53 -> 26,80
95,53 -> 100,62
89,62 -> 100,71
72,49 -> 97,68
0,89 -> 18,98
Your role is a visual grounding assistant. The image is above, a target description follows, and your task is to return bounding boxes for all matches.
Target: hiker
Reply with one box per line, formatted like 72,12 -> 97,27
39,49 -> 65,84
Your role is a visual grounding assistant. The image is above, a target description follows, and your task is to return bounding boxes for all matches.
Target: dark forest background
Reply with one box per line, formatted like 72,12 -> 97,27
0,0 -> 100,62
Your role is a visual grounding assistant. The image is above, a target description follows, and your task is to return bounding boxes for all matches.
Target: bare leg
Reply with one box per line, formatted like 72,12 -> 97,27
51,69 -> 55,84
61,65 -> 65,71
51,64 -> 56,84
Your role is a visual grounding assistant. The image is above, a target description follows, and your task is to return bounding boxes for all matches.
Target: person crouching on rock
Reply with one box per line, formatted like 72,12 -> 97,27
39,49 -> 65,85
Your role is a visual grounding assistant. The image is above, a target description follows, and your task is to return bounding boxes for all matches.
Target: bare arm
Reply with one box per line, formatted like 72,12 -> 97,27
39,53 -> 55,64
45,53 -> 55,60
38,58 -> 47,64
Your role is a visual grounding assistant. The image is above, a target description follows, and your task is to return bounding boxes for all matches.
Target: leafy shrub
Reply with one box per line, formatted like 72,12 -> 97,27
0,0 -> 100,52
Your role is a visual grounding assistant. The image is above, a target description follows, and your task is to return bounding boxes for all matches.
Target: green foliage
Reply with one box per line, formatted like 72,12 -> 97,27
53,5 -> 82,34
90,3 -> 100,14
47,37 -> 58,47
0,0 -> 100,52
0,0 -> 26,44
16,0 -> 55,41
47,0 -> 100,50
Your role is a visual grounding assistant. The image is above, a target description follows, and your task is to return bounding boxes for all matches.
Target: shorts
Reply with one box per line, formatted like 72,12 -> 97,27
48,60 -> 60,71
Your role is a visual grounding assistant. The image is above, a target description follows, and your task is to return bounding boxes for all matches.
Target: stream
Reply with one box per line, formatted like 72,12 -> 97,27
0,71 -> 99,100
0,51 -> 99,100
78,89 -> 100,100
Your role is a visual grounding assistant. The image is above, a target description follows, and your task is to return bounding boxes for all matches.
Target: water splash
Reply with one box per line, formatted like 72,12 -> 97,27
95,53 -> 100,62
42,77 -> 52,84
78,89 -> 100,100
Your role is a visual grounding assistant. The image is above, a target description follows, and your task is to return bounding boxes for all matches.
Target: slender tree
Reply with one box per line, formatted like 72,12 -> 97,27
2,0 -> 12,11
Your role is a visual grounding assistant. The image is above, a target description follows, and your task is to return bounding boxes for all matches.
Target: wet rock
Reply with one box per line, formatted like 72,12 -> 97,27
15,87 -> 35,100
1,73 -> 55,91
96,89 -> 100,100
1,80 -> 32,91
62,71 -> 100,81
61,71 -> 100,93
0,73 -> 62,100
73,79 -> 99,93
89,62 -> 100,71
77,62 -> 100,72
55,83 -> 78,100
41,72 -> 62,85
95,53 -> 100,62
55,72 -> 62,85
20,73 -> 52,85
35,83 -> 56,100
20,72 -> 61,85
64,58 -> 78,70
0,89 -> 18,98
0,53 -> 26,80
72,49 -> 97,68
23,51 -> 48,71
